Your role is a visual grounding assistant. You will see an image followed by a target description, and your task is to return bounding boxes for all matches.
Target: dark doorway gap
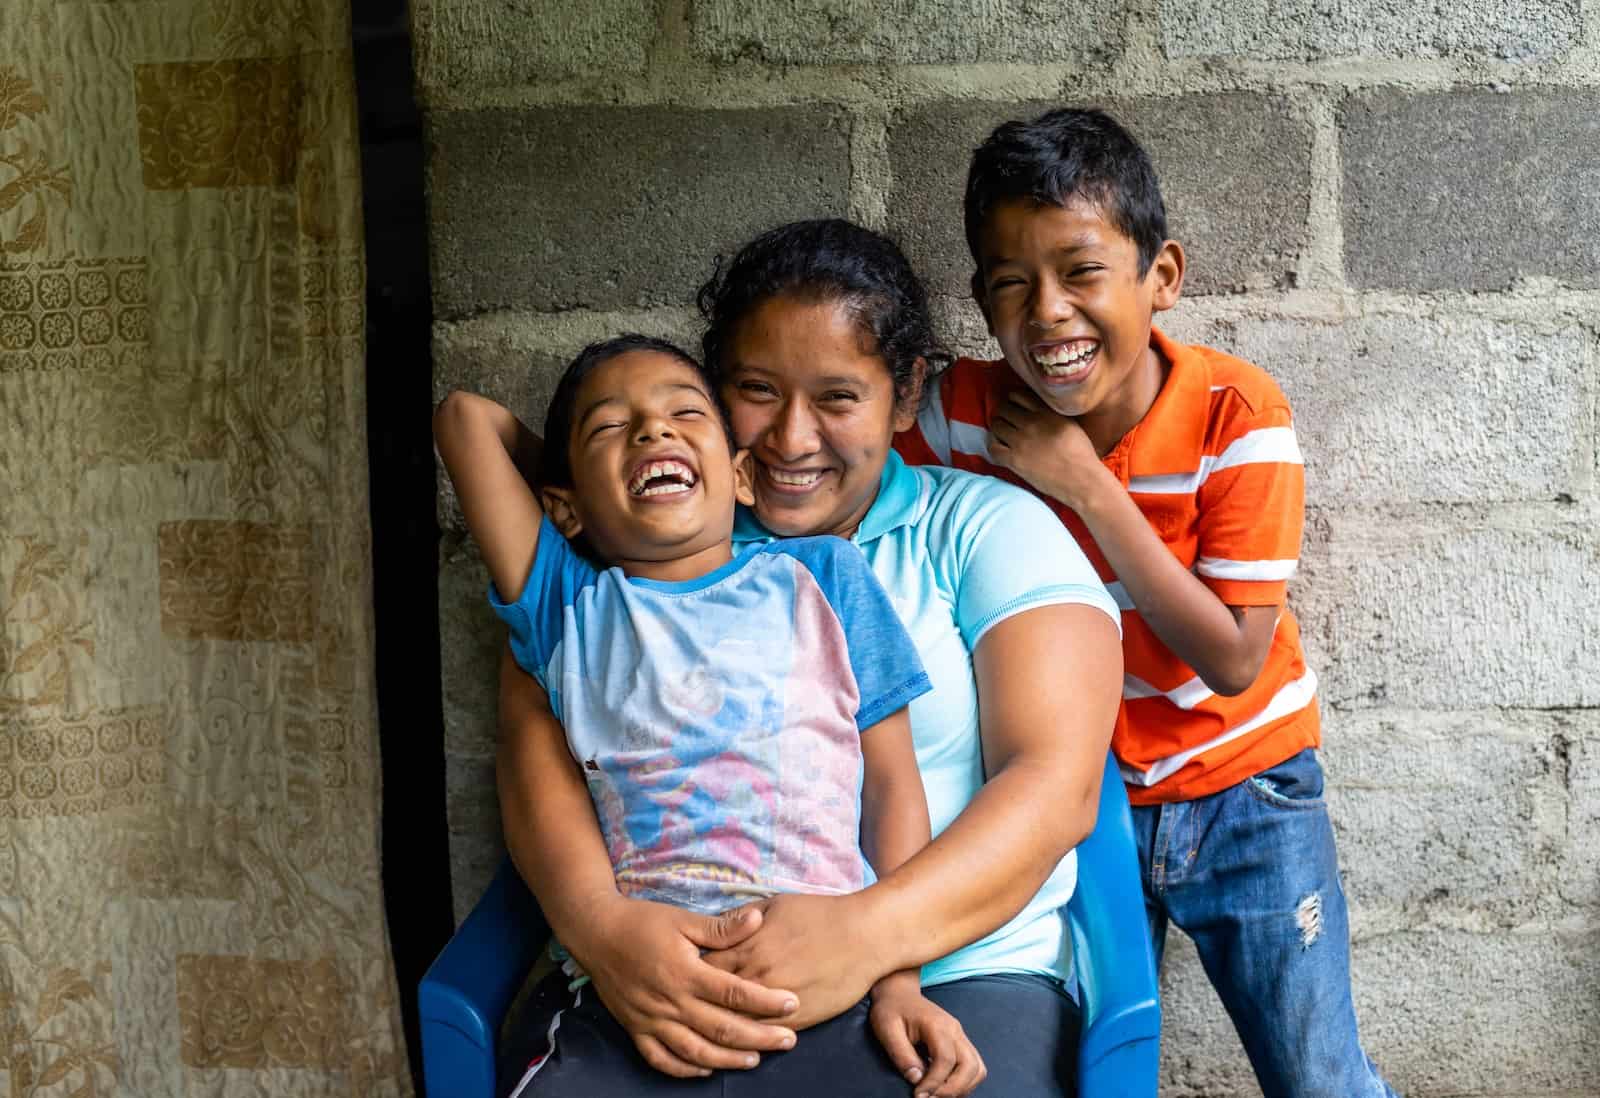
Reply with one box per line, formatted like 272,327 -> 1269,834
350,0 -> 453,1090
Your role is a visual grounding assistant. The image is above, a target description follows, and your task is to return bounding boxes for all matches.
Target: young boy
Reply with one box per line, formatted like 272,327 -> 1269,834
436,334 -> 983,1097
896,109 -> 1399,1097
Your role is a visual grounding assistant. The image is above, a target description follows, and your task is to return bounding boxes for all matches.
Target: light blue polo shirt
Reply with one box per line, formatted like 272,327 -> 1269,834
734,451 -> 1119,988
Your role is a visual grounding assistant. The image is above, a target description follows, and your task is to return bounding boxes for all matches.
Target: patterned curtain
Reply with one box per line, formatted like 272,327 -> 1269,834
0,0 -> 411,1093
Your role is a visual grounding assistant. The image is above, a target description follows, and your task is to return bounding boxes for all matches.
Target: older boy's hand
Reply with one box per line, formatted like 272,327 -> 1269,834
988,391 -> 1106,510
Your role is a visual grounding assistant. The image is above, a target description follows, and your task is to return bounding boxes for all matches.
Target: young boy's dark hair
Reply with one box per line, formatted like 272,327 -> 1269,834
536,333 -> 732,491
963,107 -> 1168,279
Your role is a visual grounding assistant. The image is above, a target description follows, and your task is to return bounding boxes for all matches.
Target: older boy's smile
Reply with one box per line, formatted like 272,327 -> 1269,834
1031,338 -> 1099,385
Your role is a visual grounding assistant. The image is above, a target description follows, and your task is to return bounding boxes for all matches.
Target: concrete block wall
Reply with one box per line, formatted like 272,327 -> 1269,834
414,1 -> 1600,1092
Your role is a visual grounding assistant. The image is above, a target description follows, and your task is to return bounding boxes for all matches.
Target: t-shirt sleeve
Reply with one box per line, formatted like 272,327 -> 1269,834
797,538 -> 931,732
1193,404 -> 1304,607
947,478 -> 1122,650
485,516 -> 598,678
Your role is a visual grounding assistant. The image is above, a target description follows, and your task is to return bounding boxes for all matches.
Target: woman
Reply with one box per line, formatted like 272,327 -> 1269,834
494,220 -> 1123,1096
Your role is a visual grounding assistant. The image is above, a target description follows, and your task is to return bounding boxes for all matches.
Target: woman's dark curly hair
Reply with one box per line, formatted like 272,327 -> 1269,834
696,219 -> 951,407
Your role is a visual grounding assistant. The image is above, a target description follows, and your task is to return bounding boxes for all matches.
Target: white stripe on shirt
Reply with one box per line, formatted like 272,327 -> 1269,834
1119,667 -> 1319,788
1123,672 -> 1214,710
917,385 -> 954,465
1195,557 -> 1299,581
1127,426 -> 1303,495
949,419 -> 993,463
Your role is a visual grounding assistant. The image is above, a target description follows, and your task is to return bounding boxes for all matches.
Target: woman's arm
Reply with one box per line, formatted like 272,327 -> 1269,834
433,391 -> 546,600
704,601 -> 1121,1026
494,646 -> 802,1075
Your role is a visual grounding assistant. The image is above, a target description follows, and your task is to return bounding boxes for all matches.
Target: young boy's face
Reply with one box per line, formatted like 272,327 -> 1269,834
550,351 -> 754,569
973,197 -> 1181,427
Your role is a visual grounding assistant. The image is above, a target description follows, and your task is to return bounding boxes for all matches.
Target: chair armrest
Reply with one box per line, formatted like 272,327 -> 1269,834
1067,752 -> 1161,1095
420,859 -> 551,1098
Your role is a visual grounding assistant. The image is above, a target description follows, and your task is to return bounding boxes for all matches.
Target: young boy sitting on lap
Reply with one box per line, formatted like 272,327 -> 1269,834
896,107 -> 1399,1098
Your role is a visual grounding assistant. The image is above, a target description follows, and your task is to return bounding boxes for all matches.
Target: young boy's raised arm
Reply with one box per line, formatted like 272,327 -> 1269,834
432,392 -> 547,602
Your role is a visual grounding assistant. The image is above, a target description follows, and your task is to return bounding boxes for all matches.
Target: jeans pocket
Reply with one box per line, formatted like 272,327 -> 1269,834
1244,748 -> 1326,810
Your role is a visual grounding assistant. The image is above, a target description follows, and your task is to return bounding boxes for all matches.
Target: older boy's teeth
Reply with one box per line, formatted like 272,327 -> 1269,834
1034,342 -> 1096,376
769,468 -> 822,486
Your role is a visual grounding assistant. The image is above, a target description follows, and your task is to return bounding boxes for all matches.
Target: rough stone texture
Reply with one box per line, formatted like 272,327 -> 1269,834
693,0 -> 1121,65
1343,89 -> 1600,291
411,0 -> 654,98
1352,930 -> 1600,1095
1159,926 -> 1600,1095
888,94 -> 1312,299
1204,315 -> 1593,506
439,550 -> 508,922
1319,710 -> 1570,923
429,106 -> 852,317
445,753 -> 506,924
1161,0 -> 1582,61
1296,505 -> 1600,711
1558,731 -> 1600,908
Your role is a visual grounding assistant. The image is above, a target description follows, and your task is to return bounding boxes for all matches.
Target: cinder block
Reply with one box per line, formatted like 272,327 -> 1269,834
447,814 -> 507,926
1295,506 -> 1600,710
1161,0 -> 1580,61
429,106 -> 851,317
1343,89 -> 1600,290
693,0 -> 1120,64
1157,922 -> 1600,1094
1203,315 -> 1592,506
1320,710 -> 1566,921
1559,727 -> 1600,907
888,95 -> 1311,299
1353,930 -> 1600,1094
438,550 -> 502,758
411,0 -> 654,99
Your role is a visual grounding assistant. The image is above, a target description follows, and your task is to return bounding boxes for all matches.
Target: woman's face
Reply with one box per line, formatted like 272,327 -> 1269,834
720,295 -> 917,540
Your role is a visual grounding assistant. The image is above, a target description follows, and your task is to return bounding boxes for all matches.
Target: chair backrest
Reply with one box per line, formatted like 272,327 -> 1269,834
1065,751 -> 1162,1096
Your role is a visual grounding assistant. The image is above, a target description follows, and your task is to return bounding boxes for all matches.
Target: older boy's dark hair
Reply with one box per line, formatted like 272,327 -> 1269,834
537,334 -> 729,490
964,107 -> 1168,278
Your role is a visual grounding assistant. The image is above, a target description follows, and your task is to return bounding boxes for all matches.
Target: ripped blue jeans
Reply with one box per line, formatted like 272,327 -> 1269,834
1130,748 -> 1399,1098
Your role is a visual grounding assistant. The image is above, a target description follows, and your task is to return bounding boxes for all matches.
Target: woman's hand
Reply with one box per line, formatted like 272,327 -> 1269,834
701,891 -> 885,1031
571,896 -> 802,1077
869,973 -> 987,1098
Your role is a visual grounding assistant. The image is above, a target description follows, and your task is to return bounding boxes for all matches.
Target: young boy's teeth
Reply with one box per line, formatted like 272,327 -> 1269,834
769,468 -> 822,486
628,460 -> 696,496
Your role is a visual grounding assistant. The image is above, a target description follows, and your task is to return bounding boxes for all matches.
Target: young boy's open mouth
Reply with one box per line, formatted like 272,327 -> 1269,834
1031,338 -> 1098,384
627,457 -> 698,499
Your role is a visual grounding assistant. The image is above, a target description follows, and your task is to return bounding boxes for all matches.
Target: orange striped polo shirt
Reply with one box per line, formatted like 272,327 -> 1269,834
894,327 -> 1319,804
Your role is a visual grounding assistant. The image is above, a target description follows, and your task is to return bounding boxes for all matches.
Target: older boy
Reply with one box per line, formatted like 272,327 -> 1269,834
895,108 -> 1398,1097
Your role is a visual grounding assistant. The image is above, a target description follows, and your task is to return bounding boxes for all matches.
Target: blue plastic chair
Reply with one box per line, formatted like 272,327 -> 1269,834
420,751 -> 1160,1096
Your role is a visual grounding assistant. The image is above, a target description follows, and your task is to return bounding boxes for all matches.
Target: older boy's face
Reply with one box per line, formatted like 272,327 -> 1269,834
974,198 -> 1176,430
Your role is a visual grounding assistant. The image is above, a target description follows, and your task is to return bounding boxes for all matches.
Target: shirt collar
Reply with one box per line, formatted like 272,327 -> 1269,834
732,450 -> 923,546
1122,326 -> 1212,477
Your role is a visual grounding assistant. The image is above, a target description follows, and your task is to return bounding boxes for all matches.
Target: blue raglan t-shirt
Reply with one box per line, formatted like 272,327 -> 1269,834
489,518 -> 931,915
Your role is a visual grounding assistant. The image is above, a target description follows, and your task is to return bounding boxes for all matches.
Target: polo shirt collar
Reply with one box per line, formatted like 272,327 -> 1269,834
732,449 -> 923,546
1123,326 -> 1211,477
